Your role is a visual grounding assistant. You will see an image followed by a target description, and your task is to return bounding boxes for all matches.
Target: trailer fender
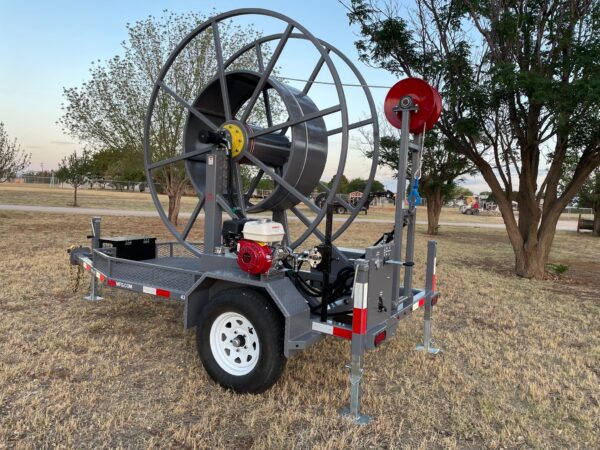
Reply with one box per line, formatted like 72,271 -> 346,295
184,273 -> 313,357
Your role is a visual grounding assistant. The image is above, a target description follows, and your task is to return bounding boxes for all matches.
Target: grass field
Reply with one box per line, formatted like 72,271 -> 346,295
0,209 -> 598,449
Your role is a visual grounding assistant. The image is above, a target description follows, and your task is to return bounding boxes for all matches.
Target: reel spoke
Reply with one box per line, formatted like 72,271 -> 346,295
327,118 -> 373,136
148,146 -> 213,170
254,44 -> 274,127
244,169 -> 264,202
289,206 -> 349,264
302,50 -> 329,95
317,182 -> 356,212
217,194 -> 237,218
212,21 -> 232,122
181,197 -> 205,240
243,152 -> 320,214
240,24 -> 294,123
158,81 -> 218,132
231,163 -> 246,215
251,104 -> 341,138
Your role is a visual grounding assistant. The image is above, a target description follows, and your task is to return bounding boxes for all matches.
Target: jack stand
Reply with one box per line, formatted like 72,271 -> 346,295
84,274 -> 103,301
339,353 -> 370,425
84,216 -> 103,301
340,261 -> 370,425
416,240 -> 440,354
415,319 -> 440,354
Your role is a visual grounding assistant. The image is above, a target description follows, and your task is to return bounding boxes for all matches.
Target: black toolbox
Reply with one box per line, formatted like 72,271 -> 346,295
99,236 -> 156,261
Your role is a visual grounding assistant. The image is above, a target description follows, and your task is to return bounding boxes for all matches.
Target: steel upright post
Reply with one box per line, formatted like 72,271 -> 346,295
403,133 -> 424,307
390,97 -> 416,310
84,216 -> 103,301
204,150 -> 226,253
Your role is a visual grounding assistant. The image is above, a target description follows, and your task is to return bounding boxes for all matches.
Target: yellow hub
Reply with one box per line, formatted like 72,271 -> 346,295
223,123 -> 246,158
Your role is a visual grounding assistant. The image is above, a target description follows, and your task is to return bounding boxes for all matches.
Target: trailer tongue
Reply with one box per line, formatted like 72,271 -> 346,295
69,8 -> 444,424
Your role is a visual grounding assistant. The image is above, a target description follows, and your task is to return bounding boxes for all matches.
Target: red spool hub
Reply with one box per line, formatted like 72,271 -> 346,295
236,239 -> 273,275
384,78 -> 442,133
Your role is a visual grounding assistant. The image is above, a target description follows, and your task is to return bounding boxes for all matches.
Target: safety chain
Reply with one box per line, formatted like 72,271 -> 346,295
67,245 -> 84,293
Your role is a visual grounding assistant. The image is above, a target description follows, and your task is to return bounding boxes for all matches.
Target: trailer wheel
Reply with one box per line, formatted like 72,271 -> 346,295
336,205 -> 346,214
196,288 -> 286,394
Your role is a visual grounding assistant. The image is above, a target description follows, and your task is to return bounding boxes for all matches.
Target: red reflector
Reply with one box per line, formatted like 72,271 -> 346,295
374,330 -> 386,347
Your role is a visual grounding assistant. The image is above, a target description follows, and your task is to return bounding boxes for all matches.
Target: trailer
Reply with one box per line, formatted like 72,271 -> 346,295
68,8 -> 444,424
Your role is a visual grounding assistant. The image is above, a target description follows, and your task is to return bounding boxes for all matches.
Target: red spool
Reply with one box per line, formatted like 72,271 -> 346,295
236,239 -> 273,275
384,78 -> 442,133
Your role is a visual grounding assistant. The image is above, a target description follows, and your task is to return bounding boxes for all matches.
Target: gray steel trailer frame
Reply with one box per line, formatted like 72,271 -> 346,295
70,8 -> 444,424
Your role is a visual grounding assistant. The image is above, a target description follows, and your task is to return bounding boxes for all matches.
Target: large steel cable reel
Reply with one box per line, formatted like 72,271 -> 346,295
144,8 -> 379,257
183,70 -> 327,213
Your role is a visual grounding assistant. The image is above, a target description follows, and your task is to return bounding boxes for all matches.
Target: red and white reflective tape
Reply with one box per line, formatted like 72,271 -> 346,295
86,263 -> 173,299
412,298 -> 425,311
312,321 -> 352,340
352,281 -> 368,335
142,286 -> 171,298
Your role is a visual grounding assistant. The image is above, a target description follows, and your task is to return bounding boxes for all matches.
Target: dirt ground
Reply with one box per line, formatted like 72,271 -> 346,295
0,211 -> 598,449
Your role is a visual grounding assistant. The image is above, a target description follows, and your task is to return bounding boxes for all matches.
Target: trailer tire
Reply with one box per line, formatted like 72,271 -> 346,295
336,205 -> 346,214
196,288 -> 286,394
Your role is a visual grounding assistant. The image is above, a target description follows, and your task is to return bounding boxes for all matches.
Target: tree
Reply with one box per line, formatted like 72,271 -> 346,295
378,132 -> 474,234
449,186 -> 473,199
360,112 -> 475,234
59,11 -> 263,225
0,122 -> 30,182
58,150 -> 92,206
345,177 -> 385,193
327,174 -> 349,193
346,0 -> 600,278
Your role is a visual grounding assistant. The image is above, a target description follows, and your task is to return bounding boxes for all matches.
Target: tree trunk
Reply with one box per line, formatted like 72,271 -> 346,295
593,204 -> 600,237
73,186 -> 78,207
425,186 -> 443,235
167,189 -> 183,226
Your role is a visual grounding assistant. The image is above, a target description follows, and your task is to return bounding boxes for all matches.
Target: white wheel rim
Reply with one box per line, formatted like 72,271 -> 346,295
209,311 -> 260,376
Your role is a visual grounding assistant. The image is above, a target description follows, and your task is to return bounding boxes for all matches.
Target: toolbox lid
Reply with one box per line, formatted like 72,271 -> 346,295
99,236 -> 156,243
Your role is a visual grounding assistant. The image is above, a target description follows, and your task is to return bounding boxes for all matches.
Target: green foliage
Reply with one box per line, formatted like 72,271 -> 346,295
347,0 -> 600,275
90,148 -> 145,182
578,168 -> 600,210
449,186 -> 473,199
58,11 -> 267,220
546,263 -> 570,276
0,122 -> 30,182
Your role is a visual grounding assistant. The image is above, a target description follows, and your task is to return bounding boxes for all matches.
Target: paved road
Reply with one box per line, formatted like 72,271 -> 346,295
0,203 -> 578,231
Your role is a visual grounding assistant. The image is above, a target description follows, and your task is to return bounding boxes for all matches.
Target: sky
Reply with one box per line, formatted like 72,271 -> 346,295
0,0 -> 491,192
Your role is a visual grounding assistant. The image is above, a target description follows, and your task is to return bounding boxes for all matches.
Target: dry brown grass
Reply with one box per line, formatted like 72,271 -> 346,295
0,211 -> 598,449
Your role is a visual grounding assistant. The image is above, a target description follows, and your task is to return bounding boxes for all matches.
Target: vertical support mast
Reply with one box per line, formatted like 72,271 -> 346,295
204,151 -> 227,253
390,96 -> 417,310
403,133 -> 424,307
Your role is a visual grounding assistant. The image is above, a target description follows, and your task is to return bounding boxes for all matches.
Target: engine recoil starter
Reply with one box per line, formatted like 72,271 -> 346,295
236,239 -> 273,275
